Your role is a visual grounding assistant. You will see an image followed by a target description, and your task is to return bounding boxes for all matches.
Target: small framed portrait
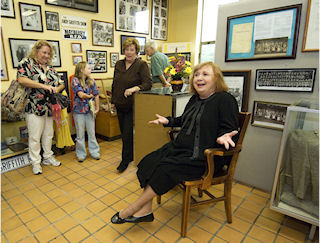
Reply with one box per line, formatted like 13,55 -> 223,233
45,11 -> 59,31
92,20 -> 114,47
1,0 -> 15,18
72,55 -> 83,65
71,43 -> 82,53
19,2 -> 43,32
110,52 -> 119,68
251,101 -> 290,130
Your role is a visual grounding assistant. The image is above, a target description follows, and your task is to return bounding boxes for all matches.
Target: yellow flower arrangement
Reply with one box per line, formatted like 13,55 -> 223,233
164,54 -> 192,82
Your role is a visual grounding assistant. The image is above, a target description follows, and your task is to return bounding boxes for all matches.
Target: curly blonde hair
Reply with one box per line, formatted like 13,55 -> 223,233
189,62 -> 229,94
122,37 -> 140,54
27,40 -> 54,65
74,61 -> 94,87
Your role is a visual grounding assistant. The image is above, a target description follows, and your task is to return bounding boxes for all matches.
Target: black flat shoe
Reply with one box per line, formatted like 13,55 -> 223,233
111,212 -> 126,224
125,213 -> 154,223
117,161 -> 129,173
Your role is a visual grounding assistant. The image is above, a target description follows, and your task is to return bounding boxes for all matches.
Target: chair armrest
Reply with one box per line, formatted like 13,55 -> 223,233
168,129 -> 180,141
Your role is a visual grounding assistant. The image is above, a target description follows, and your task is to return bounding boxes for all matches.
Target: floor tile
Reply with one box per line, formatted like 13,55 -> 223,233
4,224 -> 31,242
279,226 -> 306,242
154,225 -> 180,242
81,216 -> 105,234
33,225 -> 60,242
63,225 -> 90,242
248,225 -> 276,242
216,225 -> 245,242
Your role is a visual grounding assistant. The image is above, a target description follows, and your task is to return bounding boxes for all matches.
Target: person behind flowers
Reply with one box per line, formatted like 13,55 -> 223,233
17,40 -> 64,175
111,61 -> 239,224
111,37 -> 152,173
72,61 -> 100,162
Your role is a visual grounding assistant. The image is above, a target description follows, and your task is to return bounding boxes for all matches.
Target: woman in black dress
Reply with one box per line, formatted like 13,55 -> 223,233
111,62 -> 239,224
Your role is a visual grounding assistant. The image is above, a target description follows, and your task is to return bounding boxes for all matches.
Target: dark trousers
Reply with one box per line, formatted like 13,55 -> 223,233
116,107 -> 133,163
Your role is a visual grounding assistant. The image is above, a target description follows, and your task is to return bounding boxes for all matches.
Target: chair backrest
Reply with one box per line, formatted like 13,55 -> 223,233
237,112 -> 251,148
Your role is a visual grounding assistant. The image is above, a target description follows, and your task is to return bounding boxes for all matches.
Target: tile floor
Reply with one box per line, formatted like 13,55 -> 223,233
1,139 -> 318,242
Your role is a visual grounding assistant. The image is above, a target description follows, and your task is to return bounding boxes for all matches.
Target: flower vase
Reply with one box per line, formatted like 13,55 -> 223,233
170,80 -> 183,92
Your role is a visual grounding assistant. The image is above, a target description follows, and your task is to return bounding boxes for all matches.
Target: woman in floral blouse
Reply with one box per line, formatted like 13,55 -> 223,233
72,61 -> 100,162
17,40 -> 65,175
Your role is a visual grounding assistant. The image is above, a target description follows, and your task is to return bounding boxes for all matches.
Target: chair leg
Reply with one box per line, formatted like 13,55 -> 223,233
224,181 -> 232,223
181,185 -> 191,237
197,188 -> 203,197
157,195 -> 161,204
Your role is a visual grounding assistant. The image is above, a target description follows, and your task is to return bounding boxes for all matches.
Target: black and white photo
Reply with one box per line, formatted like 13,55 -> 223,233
151,0 -> 168,40
45,0 -> 98,13
86,50 -> 107,73
19,3 -> 43,32
120,35 -> 146,55
92,20 -> 114,47
110,52 -> 119,68
1,0 -> 15,18
115,0 -> 149,34
252,101 -> 290,130
71,43 -> 82,53
45,11 -> 59,31
9,38 -> 61,68
255,69 -> 316,92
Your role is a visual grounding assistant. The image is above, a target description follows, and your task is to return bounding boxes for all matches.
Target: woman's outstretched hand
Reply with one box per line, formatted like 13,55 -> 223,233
148,114 -> 169,125
216,130 -> 238,150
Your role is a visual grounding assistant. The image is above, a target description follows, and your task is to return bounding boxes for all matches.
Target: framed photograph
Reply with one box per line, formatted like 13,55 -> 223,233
225,4 -> 302,62
9,38 -> 61,68
92,20 -> 114,47
120,35 -> 146,55
72,55 -> 83,65
222,70 -> 251,112
1,0 -> 15,18
251,101 -> 290,130
71,43 -> 82,53
45,0 -> 98,13
19,3 -> 43,32
45,11 -> 60,31
115,0 -> 150,34
151,0 -> 168,40
110,52 -> 119,68
86,50 -> 107,73
255,69 -> 316,92
1,28 -> 9,81
302,0 -> 319,52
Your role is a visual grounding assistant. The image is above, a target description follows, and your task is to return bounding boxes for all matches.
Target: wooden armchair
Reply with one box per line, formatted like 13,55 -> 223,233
157,112 -> 251,237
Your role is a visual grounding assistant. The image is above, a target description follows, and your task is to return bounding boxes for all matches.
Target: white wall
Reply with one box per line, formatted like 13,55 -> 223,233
215,0 -> 319,191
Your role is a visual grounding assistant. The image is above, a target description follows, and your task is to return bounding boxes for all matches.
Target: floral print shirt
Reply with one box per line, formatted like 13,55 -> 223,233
72,77 -> 99,114
17,57 -> 63,116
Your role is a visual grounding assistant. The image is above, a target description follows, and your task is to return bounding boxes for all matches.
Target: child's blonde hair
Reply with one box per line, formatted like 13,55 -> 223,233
74,61 -> 94,87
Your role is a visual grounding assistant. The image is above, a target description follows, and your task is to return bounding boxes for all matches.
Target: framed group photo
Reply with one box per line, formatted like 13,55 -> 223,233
71,43 -> 82,53
9,38 -> 61,68
45,11 -> 60,31
255,68 -> 316,92
251,101 -> 290,130
1,0 -> 15,18
222,70 -> 251,112
86,50 -> 107,73
225,4 -> 302,62
110,52 -> 119,68
45,0 -> 98,13
92,20 -> 114,47
120,35 -> 146,55
115,0 -> 149,34
19,3 -> 43,32
151,0 -> 168,40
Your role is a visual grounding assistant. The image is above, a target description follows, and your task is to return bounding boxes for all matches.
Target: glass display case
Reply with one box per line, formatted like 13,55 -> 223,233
270,101 -> 319,239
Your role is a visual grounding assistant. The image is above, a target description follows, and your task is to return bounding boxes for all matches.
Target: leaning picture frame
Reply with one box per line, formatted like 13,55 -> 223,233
1,0 -> 15,18
115,0 -> 149,34
251,101 -> 290,130
110,52 -> 119,68
222,70 -> 251,112
225,4 -> 302,62
45,11 -> 60,31
302,0 -> 319,52
86,50 -> 107,73
92,20 -> 114,47
9,38 -> 61,68
1,28 -> 9,81
255,68 -> 316,92
45,0 -> 98,13
151,0 -> 168,40
120,35 -> 146,55
19,2 -> 43,32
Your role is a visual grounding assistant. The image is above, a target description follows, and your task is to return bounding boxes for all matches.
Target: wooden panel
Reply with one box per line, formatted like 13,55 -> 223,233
95,111 -> 121,140
134,93 -> 172,164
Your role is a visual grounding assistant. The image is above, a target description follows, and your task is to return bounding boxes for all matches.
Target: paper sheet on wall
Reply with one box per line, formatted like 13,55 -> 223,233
305,0 -> 319,50
230,23 -> 253,53
254,10 -> 293,40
